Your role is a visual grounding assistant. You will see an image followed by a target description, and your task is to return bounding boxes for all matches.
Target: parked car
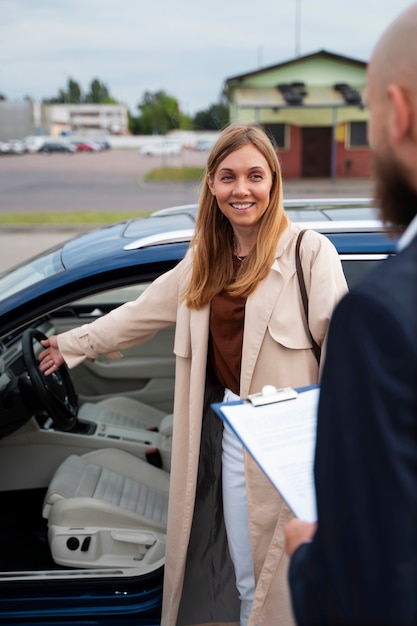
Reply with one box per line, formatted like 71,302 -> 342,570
95,138 -> 111,150
38,141 -> 76,154
0,139 -> 25,155
193,139 -> 217,152
139,140 -> 182,157
71,140 -> 100,152
0,140 -> 12,154
0,200 -> 397,624
23,136 -> 46,153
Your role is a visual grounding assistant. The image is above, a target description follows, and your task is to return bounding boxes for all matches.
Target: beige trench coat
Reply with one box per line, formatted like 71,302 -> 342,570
58,222 -> 348,626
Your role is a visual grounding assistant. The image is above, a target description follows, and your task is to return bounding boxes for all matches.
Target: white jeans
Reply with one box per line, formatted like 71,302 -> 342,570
222,389 -> 255,626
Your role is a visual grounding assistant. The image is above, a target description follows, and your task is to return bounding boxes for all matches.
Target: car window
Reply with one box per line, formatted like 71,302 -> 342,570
322,207 -> 379,221
73,283 -> 151,306
340,254 -> 389,288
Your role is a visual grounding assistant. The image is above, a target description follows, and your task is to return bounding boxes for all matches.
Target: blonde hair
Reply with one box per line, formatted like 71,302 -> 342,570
183,123 -> 289,309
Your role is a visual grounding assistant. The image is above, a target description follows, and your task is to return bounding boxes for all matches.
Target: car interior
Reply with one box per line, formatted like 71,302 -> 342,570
0,282 -> 175,580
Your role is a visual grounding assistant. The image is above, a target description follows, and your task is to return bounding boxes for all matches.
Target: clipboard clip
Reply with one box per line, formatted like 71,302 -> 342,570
247,385 -> 298,407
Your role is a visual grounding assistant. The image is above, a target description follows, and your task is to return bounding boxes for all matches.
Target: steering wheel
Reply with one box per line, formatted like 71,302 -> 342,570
22,328 -> 78,431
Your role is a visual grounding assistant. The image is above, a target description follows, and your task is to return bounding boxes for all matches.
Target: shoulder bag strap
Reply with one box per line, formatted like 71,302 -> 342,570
295,229 -> 321,365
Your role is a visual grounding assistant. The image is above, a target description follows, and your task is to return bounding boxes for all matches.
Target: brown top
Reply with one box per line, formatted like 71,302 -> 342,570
209,255 -> 246,396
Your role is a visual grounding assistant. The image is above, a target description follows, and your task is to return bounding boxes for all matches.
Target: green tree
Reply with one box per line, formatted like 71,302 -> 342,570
43,77 -> 82,104
67,78 -> 82,103
85,78 -> 114,103
43,77 -> 118,105
179,112 -> 194,130
137,90 -> 181,135
128,111 -> 143,135
193,99 -> 229,130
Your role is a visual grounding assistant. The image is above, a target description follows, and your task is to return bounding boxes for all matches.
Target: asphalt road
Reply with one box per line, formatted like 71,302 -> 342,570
0,149 -> 374,272
0,148 -> 209,213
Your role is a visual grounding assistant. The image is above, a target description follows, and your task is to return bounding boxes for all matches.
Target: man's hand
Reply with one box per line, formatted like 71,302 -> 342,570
284,518 -> 317,558
39,336 -> 65,375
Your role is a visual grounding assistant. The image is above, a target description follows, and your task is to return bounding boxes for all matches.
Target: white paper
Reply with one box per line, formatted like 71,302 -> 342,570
218,387 -> 319,522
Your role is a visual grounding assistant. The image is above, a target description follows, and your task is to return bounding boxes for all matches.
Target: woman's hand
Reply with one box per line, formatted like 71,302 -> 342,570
284,518 -> 317,558
39,336 -> 65,375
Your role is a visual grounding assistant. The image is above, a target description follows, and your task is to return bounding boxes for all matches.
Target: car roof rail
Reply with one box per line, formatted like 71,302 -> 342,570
283,197 -> 372,207
124,229 -> 195,251
294,219 -> 386,233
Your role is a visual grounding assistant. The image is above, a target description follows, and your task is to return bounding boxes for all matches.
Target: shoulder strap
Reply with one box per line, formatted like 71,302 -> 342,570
295,230 -> 321,365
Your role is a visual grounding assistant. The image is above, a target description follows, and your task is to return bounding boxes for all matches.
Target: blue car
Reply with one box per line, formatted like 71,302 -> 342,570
0,200 -> 397,625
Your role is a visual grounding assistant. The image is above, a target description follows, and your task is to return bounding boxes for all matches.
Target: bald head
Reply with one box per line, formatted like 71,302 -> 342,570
366,3 -> 417,228
370,3 -> 417,92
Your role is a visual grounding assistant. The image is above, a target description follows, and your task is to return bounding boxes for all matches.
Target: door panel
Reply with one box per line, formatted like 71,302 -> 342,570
50,284 -> 176,414
301,127 -> 332,177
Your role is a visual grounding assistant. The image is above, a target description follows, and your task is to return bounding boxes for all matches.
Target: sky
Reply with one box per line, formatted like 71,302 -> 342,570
1,0 -> 415,116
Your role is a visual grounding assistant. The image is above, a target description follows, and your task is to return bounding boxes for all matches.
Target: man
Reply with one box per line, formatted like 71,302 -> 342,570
284,4 -> 417,625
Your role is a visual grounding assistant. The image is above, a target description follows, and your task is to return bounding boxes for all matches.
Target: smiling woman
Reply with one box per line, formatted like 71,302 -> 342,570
34,123 -> 349,626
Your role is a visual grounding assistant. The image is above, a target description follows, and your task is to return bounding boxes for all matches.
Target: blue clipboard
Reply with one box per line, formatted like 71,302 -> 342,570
212,385 -> 319,522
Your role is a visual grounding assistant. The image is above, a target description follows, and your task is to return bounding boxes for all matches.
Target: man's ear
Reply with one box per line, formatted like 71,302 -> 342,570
387,84 -> 411,143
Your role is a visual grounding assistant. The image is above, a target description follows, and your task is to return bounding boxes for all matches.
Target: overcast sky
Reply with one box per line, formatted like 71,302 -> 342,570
1,0 -> 414,116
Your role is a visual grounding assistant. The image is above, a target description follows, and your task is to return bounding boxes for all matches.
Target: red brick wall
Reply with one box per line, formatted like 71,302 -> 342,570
276,123 -> 372,179
277,125 -> 302,179
335,141 -> 372,178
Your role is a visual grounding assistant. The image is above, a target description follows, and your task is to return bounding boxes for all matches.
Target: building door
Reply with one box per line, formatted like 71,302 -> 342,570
301,127 -> 332,177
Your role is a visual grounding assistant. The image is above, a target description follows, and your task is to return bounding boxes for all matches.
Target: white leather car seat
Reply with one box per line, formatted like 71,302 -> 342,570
42,448 -> 170,570
78,396 -> 171,432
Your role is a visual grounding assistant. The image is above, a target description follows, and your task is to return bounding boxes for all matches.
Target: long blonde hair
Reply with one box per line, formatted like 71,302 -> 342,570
183,124 -> 289,309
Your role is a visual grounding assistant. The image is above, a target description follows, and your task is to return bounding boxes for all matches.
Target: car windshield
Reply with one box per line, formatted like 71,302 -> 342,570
0,249 -> 64,301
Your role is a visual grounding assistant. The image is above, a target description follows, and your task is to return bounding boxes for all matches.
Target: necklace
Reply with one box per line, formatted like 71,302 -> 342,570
233,236 -> 246,262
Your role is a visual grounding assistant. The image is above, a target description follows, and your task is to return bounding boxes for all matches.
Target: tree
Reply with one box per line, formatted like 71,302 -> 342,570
128,111 -> 143,135
193,98 -> 229,131
178,112 -> 194,131
85,79 -> 114,103
137,90 -> 182,135
43,77 -> 117,105
67,78 -> 82,103
43,78 -> 82,104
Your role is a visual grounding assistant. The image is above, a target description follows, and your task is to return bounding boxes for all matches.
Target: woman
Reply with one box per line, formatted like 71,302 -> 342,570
39,123 -> 348,626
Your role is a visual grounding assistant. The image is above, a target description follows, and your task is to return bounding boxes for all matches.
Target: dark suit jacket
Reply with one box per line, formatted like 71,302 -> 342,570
289,233 -> 417,625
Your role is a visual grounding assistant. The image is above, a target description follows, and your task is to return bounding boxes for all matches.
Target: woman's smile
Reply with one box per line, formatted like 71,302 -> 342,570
230,202 -> 255,211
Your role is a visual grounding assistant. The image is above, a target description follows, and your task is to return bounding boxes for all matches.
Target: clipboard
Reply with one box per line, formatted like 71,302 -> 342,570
212,385 -> 319,522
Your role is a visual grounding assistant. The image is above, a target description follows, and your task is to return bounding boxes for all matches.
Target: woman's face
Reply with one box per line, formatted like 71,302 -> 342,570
207,143 -> 273,233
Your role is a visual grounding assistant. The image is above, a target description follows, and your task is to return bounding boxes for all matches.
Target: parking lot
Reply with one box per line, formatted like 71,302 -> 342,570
0,148 -> 210,214
0,149 -> 374,272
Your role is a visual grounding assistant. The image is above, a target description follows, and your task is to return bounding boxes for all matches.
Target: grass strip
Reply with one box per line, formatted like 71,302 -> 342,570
144,166 -> 205,182
0,212 -> 150,227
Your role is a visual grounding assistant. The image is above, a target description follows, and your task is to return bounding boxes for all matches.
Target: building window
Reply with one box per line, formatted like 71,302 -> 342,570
348,121 -> 368,148
264,124 -> 287,150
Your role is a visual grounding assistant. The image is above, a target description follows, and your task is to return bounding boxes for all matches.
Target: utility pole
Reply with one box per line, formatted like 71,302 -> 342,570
257,46 -> 263,68
295,0 -> 301,57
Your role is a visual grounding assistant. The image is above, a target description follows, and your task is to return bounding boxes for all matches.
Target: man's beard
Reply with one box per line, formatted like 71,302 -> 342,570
373,151 -> 417,234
